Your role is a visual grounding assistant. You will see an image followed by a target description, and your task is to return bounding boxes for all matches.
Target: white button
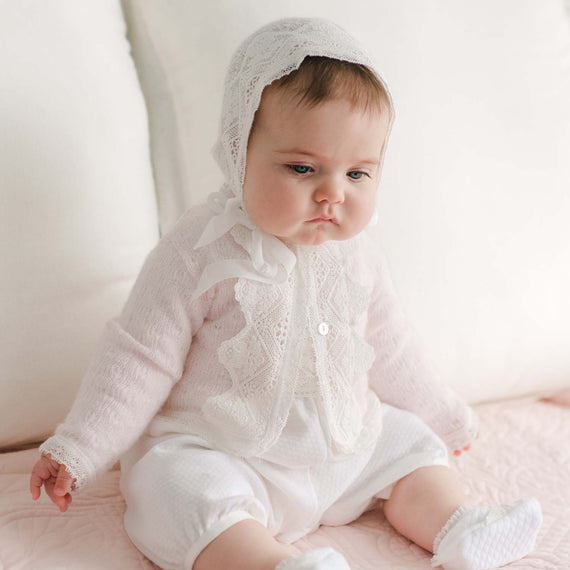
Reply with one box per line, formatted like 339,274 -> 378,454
318,322 -> 330,336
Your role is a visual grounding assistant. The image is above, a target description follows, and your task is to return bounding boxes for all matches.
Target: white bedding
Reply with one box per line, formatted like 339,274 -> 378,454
1,397 -> 568,569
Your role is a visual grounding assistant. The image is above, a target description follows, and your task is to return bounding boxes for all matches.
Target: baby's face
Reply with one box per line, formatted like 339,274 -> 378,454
242,87 -> 390,246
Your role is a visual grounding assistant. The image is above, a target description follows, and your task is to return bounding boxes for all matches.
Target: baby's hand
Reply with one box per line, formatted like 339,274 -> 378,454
453,443 -> 471,457
453,432 -> 479,457
30,453 -> 76,513
541,389 -> 570,407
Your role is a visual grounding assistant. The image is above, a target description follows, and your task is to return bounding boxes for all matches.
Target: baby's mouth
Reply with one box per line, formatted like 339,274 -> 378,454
307,217 -> 338,224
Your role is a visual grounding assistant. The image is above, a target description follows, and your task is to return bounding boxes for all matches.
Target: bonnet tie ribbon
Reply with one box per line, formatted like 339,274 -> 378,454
192,190 -> 297,299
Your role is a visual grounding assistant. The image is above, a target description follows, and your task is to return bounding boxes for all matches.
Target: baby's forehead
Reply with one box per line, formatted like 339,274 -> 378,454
250,90 -> 389,163
255,85 -> 386,127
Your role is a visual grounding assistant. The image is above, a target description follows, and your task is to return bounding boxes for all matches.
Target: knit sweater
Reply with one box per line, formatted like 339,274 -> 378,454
39,204 -> 478,490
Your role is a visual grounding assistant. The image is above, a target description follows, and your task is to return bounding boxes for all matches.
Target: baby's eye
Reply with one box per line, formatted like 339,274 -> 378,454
347,170 -> 369,180
287,164 -> 313,175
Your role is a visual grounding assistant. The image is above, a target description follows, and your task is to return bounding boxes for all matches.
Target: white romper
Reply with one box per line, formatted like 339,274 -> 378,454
119,401 -> 448,570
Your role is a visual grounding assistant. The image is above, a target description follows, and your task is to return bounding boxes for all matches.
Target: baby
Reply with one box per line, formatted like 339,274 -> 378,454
29,18 -> 542,570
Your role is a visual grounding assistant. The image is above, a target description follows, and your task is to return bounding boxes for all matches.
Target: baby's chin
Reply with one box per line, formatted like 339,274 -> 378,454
277,226 -> 357,247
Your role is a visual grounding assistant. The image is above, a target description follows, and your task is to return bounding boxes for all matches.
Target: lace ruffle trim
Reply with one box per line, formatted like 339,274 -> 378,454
431,505 -> 471,563
39,434 -> 96,491
218,231 -> 376,453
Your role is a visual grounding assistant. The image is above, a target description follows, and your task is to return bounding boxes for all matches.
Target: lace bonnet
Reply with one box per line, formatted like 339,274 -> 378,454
193,17 -> 394,298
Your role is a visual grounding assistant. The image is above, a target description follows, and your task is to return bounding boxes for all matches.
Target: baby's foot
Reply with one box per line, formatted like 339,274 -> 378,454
275,547 -> 350,570
431,498 -> 542,570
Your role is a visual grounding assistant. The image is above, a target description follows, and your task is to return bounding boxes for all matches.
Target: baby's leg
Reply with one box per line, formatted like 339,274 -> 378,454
193,519 -> 295,570
383,465 -> 467,552
383,465 -> 542,569
193,521 -> 350,570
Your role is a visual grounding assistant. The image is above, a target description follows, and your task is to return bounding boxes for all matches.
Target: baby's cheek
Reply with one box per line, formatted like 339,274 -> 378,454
244,189 -> 275,225
359,195 -> 377,226
344,202 -> 372,233
272,194 -> 301,220
257,196 -> 298,235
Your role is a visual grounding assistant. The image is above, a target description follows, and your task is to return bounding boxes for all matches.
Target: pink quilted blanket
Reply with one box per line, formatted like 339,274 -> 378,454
1,397 -> 568,569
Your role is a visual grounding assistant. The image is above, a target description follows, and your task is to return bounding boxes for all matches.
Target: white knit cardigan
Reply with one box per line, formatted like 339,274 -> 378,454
39,204 -> 479,490
40,18 -> 479,489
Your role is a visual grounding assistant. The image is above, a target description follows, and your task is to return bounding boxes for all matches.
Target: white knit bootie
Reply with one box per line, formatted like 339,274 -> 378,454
431,498 -> 542,570
275,547 -> 350,570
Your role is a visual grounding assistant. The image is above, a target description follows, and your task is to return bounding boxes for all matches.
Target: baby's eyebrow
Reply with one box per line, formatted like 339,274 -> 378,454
273,149 -> 317,157
273,149 -> 379,166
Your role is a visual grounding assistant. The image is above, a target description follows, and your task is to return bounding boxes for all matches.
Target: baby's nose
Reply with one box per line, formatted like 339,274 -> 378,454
313,179 -> 344,204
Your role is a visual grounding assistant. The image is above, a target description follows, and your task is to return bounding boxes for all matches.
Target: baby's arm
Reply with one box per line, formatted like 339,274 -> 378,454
366,248 -> 478,452
36,236 -> 211,493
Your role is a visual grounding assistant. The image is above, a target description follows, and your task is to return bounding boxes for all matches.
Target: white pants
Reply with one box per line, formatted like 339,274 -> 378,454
120,404 -> 448,570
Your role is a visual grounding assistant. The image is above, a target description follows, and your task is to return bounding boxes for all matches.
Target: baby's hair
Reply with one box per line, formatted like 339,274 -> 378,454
249,56 -> 391,138
270,56 -> 391,116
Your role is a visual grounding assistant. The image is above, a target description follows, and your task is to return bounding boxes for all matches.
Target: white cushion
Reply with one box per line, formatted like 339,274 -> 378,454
0,0 -> 159,448
123,0 -> 570,404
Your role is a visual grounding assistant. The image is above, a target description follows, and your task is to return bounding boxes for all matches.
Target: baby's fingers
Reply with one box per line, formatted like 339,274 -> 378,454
30,458 -> 53,500
49,466 -> 76,512
29,472 -> 43,500
54,466 -> 74,498
55,491 -> 73,513
45,479 -> 72,512
453,443 -> 473,457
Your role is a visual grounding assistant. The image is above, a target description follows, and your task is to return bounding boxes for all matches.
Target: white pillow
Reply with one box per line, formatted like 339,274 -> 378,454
123,0 -> 570,404
0,0 -> 159,448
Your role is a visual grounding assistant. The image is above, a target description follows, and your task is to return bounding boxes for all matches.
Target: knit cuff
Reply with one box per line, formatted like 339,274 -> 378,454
39,434 -> 96,491
440,406 -> 480,451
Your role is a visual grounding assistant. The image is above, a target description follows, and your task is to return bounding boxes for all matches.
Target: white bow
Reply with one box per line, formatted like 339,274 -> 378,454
193,189 -> 297,299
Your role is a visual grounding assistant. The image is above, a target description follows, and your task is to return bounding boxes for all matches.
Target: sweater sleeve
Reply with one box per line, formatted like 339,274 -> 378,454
366,249 -> 479,451
39,236 -> 210,490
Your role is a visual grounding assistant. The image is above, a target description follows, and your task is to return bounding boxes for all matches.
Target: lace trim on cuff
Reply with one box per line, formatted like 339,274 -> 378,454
440,407 -> 480,451
39,434 -> 95,491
